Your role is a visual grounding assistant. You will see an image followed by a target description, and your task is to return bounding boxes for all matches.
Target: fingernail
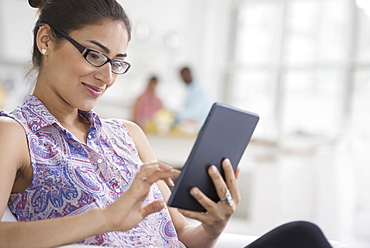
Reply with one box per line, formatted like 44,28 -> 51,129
191,188 -> 199,196
224,159 -> 231,166
210,165 -> 217,174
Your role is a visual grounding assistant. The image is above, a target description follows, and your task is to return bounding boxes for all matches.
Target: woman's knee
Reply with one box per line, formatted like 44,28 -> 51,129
281,221 -> 322,235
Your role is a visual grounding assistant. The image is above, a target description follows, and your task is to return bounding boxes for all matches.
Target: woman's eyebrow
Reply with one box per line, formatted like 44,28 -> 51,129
88,40 -> 127,57
116,53 -> 127,58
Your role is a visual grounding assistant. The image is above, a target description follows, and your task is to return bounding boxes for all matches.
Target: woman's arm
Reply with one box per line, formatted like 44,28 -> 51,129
0,117 -> 179,248
0,117 -> 110,247
124,120 -> 241,248
0,118 -> 23,218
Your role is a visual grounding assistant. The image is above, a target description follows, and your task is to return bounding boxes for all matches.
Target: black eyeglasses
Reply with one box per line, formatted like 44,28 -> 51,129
48,25 -> 131,75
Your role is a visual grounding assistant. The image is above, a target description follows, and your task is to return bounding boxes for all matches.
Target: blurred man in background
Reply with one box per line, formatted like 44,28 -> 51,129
176,66 -> 212,133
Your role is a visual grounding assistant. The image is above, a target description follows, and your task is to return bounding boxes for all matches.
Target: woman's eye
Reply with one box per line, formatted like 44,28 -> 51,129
112,62 -> 121,68
87,52 -> 101,60
112,61 -> 123,70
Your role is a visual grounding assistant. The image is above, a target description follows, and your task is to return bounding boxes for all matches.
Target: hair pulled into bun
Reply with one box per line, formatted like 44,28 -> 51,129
28,0 -> 48,9
29,0 -> 132,71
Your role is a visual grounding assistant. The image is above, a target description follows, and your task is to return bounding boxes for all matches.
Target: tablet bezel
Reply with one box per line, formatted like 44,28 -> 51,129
167,102 -> 259,212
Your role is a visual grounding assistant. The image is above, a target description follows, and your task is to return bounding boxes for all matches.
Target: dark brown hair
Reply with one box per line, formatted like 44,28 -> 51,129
29,0 -> 132,70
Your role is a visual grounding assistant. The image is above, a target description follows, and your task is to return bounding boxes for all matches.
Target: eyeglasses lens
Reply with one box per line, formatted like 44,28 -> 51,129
85,50 -> 130,74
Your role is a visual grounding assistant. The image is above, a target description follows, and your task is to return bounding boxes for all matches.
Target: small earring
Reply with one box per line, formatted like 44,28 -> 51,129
41,48 -> 47,54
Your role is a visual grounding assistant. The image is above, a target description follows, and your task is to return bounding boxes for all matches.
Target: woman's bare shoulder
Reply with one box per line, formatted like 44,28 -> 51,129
0,116 -> 25,136
0,116 -> 28,158
120,120 -> 145,138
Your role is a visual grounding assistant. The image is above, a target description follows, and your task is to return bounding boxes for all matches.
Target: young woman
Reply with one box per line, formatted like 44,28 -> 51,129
0,0 -> 334,248
0,0 -> 240,247
132,76 -> 163,129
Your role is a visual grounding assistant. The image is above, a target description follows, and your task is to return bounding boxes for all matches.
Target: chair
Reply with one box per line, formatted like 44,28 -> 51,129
1,205 -> 348,247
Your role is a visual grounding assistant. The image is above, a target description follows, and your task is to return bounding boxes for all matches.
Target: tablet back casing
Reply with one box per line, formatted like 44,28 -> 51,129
168,102 -> 259,212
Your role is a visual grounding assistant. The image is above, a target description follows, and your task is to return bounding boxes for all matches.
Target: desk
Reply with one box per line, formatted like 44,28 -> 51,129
146,134 -> 277,169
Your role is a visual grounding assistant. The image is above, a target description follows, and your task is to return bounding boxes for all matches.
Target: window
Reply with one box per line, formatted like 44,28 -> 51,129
228,0 -> 370,140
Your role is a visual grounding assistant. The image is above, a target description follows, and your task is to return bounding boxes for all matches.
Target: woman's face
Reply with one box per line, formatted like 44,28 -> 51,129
36,20 -> 129,111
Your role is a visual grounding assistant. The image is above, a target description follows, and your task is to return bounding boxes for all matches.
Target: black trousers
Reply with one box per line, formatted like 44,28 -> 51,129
244,221 -> 332,248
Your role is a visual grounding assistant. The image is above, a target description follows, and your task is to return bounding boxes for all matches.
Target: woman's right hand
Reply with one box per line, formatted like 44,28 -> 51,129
102,161 -> 180,232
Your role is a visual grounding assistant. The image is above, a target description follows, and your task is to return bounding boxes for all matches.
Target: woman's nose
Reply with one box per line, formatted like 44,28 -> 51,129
95,62 -> 114,85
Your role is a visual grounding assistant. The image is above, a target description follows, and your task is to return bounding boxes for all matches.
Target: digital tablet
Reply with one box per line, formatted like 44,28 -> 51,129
168,102 -> 259,212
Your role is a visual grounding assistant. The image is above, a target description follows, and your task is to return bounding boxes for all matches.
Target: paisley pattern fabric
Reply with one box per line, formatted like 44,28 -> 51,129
1,95 -> 185,247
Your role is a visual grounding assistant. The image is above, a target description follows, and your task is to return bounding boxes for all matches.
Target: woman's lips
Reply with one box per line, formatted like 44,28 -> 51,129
83,83 -> 104,97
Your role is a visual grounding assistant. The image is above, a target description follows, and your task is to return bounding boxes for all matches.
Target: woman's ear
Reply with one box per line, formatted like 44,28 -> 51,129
36,25 -> 54,55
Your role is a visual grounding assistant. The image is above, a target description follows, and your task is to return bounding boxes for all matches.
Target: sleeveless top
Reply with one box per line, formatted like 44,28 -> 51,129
1,95 -> 185,247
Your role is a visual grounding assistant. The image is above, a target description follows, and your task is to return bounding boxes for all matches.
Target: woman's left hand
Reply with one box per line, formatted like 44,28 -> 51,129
178,158 -> 241,237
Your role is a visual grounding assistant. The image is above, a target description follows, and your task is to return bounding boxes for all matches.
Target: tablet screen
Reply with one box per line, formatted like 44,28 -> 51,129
168,102 -> 259,212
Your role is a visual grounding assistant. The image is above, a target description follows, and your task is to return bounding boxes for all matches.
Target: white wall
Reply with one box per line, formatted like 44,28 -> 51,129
0,0 -> 36,110
0,0 -> 234,119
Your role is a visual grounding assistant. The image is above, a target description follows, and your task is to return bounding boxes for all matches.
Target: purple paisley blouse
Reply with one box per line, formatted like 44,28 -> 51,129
1,95 -> 185,247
